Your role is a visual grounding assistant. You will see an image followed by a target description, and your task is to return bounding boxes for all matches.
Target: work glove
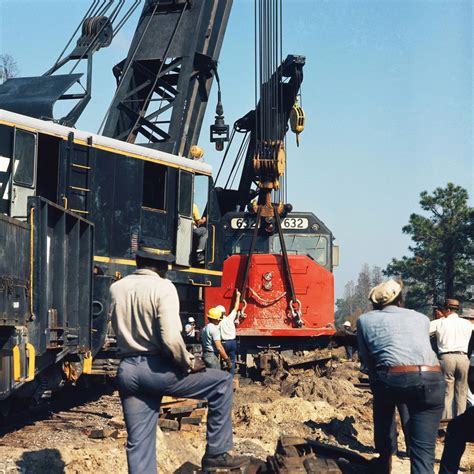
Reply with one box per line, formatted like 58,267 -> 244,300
190,355 -> 206,373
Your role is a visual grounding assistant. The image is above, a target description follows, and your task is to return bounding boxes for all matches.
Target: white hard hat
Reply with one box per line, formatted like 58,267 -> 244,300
215,305 -> 226,314
343,321 -> 351,327
188,317 -> 195,323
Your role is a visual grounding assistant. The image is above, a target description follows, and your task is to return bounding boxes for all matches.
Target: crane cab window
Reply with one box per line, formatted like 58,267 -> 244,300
0,155 -> 10,212
13,129 -> 36,187
178,171 -> 193,217
142,161 -> 167,211
272,234 -> 328,266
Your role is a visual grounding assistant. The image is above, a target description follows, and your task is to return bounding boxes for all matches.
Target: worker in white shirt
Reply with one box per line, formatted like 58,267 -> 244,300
430,299 -> 474,419
184,316 -> 199,342
216,290 -> 241,376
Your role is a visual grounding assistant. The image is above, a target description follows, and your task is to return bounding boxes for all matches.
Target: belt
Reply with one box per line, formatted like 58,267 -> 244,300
221,339 -> 235,342
439,351 -> 467,356
377,365 -> 442,373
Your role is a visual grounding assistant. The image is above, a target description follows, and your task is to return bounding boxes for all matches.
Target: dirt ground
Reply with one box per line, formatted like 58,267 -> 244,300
0,361 -> 473,473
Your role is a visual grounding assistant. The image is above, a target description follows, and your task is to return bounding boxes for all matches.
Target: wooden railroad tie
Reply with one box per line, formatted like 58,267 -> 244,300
158,397 -> 208,432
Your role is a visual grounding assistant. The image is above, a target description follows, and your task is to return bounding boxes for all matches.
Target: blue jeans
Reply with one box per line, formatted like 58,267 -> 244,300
221,339 -> 237,376
203,350 -> 220,369
117,355 -> 233,474
371,371 -> 445,474
439,406 -> 474,474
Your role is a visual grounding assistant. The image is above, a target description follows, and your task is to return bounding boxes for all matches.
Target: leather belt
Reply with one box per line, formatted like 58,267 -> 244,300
378,365 -> 442,373
439,351 -> 467,356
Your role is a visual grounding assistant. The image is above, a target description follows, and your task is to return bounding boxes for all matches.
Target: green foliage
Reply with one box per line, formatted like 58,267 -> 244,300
385,183 -> 473,312
335,264 -> 383,328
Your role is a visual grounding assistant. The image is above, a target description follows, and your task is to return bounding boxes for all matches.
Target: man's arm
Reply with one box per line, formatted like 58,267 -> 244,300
429,319 -> 438,335
210,325 -> 229,361
215,340 -> 229,361
231,290 -> 241,322
157,283 -> 194,371
193,204 -> 207,226
356,319 -> 375,377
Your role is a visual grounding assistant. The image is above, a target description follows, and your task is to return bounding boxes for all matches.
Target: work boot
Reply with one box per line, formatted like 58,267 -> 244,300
201,452 -> 249,472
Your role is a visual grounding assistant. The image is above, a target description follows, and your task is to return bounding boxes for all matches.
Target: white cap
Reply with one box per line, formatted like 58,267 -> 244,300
343,321 -> 351,327
188,317 -> 195,323
215,305 -> 226,315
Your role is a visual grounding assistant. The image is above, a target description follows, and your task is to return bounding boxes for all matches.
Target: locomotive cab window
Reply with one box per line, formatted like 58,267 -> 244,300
142,161 -> 167,211
13,129 -> 36,188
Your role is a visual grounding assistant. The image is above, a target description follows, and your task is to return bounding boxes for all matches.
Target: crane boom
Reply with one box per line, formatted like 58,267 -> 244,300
102,0 -> 232,156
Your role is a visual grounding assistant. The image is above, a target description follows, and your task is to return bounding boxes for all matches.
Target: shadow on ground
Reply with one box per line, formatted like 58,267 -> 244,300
305,416 -> 375,454
16,449 -> 65,473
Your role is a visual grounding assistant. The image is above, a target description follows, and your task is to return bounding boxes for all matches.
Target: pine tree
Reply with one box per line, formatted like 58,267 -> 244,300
385,183 -> 473,312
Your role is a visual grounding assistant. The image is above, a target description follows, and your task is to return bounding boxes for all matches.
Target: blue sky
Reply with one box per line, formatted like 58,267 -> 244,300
1,0 -> 472,298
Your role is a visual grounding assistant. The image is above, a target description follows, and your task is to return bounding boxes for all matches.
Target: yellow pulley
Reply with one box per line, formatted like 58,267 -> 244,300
290,101 -> 305,147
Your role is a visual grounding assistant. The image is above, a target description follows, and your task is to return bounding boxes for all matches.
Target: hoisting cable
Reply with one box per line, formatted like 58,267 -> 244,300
47,0 -> 99,74
214,127 -> 236,185
225,132 -> 250,189
229,134 -> 251,189
113,0 -> 142,37
69,0 -> 126,75
238,205 -> 263,319
273,204 -> 303,327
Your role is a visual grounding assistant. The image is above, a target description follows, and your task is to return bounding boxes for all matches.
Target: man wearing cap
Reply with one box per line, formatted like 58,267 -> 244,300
430,298 -> 473,419
216,290 -> 241,376
201,307 -> 232,370
357,279 -> 445,473
184,316 -> 199,342
342,320 -> 356,360
110,246 -> 247,473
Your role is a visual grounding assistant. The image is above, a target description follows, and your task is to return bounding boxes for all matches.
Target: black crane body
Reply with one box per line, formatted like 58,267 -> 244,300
0,0 -> 232,410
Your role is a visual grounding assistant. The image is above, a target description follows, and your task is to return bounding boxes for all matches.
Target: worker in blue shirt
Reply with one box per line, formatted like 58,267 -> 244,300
357,279 -> 445,474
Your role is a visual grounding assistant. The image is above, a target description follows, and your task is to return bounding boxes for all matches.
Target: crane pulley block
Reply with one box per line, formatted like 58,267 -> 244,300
253,140 -> 286,189
290,101 -> 305,147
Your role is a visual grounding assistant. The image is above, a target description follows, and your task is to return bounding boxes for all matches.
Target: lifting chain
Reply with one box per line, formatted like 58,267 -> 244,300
274,206 -> 304,328
238,206 -> 263,321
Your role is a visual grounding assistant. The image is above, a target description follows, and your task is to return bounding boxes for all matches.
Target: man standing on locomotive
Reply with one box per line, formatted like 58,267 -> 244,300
110,246 -> 247,473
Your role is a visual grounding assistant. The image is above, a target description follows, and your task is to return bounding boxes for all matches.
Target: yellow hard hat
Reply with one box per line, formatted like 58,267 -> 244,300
207,307 -> 222,320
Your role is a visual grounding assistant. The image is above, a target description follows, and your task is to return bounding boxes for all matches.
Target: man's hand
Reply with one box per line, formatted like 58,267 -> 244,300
222,358 -> 232,371
190,355 -> 206,373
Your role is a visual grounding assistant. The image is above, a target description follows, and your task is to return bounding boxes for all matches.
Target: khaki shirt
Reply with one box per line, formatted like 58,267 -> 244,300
110,269 -> 193,370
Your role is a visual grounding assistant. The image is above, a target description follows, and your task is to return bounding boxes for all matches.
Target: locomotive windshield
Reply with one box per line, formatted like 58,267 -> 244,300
272,234 -> 328,265
224,234 -> 268,257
